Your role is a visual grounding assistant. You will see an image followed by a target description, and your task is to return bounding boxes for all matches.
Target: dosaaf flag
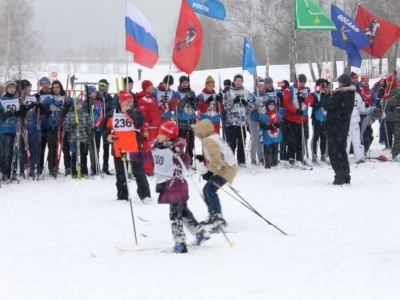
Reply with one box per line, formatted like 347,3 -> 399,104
172,0 -> 203,74
331,4 -> 370,67
243,38 -> 257,75
355,5 -> 400,58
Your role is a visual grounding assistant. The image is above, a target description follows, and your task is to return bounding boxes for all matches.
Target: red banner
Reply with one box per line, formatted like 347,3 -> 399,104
355,5 -> 400,58
172,0 -> 203,75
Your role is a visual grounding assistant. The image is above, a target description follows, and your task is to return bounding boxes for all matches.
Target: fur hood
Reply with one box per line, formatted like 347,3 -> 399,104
334,85 -> 356,93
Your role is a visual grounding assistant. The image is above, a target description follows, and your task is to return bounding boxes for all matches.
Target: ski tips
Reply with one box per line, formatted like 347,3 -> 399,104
229,242 -> 235,249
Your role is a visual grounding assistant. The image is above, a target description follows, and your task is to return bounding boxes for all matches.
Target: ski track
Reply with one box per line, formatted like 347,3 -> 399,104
1,87 -> 400,299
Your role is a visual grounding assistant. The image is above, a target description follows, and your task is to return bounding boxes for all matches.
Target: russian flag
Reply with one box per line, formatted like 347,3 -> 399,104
125,1 -> 159,68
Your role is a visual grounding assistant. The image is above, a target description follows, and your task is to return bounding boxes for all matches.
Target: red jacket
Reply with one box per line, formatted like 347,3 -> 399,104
283,83 -> 314,124
136,91 -> 162,129
198,88 -> 223,113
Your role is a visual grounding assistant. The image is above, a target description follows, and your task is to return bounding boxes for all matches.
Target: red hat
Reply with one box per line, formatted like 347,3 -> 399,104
361,75 -> 369,82
158,121 -> 179,140
142,80 -> 153,91
350,72 -> 358,79
119,91 -> 132,104
386,74 -> 398,88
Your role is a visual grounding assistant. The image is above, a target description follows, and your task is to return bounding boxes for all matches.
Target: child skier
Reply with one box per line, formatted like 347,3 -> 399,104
62,97 -> 92,178
192,119 -> 238,230
259,99 -> 282,169
125,121 -> 210,253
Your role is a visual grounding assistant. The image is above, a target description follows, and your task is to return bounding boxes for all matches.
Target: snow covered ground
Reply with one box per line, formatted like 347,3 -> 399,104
1,119 -> 400,299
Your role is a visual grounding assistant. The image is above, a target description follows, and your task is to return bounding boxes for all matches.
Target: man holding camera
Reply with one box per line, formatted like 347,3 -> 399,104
282,74 -> 314,166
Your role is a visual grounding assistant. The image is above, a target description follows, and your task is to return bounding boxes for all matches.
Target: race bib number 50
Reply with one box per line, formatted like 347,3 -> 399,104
5,99 -> 20,112
113,113 -> 135,132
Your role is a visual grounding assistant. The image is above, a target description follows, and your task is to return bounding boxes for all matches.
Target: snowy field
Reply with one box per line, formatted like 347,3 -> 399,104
1,63 -> 400,299
1,119 -> 400,299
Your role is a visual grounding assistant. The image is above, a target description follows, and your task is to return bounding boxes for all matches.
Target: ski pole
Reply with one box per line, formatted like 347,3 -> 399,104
121,153 -> 138,246
175,154 -> 234,248
212,181 -> 288,236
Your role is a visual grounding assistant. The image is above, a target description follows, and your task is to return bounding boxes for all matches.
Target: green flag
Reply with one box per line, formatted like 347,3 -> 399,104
294,0 -> 337,31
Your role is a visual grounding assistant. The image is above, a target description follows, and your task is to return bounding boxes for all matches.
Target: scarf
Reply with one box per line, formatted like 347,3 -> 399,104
359,86 -> 372,105
266,109 -> 279,137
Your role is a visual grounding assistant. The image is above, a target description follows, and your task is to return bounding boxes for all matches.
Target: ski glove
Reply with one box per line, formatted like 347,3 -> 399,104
202,171 -> 214,181
272,122 -> 280,128
297,92 -> 305,103
233,96 -> 241,104
206,96 -> 214,104
222,86 -> 230,93
195,155 -> 205,163
378,87 -> 384,99
35,94 -> 40,101
365,102 -> 370,108
259,120 -> 270,131
240,99 -> 248,106
277,93 -> 283,102
296,109 -> 303,116
215,94 -> 222,102
156,183 -> 163,193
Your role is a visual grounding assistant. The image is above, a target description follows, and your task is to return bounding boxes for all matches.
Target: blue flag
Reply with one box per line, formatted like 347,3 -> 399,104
186,0 -> 226,20
331,4 -> 370,68
243,38 -> 257,75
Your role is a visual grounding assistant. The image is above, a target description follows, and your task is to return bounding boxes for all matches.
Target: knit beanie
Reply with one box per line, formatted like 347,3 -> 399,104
338,74 -> 351,86
386,74 -> 398,88
123,76 -> 134,84
264,77 -> 273,84
163,75 -> 174,85
5,81 -> 16,91
298,74 -> 307,83
87,85 -> 96,94
119,90 -> 132,104
205,76 -> 215,87
179,75 -> 189,84
142,80 -> 153,91
158,121 -> 179,140
360,75 -> 369,82
76,98 -> 83,105
266,99 -> 276,107
40,77 -> 50,85
223,79 -> 231,86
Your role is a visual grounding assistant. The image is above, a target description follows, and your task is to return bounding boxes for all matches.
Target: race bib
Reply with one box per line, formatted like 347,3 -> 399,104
24,96 -> 36,112
152,147 -> 176,184
113,112 -> 135,132
4,99 -> 20,112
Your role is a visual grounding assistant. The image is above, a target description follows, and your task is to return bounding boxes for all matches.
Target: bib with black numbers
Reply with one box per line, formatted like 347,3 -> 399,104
4,99 -> 20,112
24,95 -> 36,112
152,147 -> 176,184
201,93 -> 218,117
157,91 -> 172,111
113,112 -> 135,132
292,87 -> 308,110
50,95 -> 65,112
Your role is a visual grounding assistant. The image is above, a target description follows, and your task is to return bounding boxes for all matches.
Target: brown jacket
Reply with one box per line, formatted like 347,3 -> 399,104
192,120 -> 237,184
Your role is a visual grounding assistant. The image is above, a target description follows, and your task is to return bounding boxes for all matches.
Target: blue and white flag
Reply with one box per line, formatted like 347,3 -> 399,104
243,38 -> 257,75
331,4 -> 370,68
186,0 -> 226,20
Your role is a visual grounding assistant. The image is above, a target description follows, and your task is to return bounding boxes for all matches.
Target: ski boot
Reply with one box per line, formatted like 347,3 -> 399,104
191,230 -> 211,246
172,243 -> 188,253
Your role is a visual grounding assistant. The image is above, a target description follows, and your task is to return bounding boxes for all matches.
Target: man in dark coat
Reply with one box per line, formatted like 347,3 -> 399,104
321,74 -> 355,185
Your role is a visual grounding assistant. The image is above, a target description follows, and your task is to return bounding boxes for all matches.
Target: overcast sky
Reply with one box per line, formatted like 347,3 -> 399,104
33,0 -> 181,57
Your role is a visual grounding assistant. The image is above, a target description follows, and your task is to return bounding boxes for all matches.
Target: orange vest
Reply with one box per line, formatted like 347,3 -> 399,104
106,111 -> 139,157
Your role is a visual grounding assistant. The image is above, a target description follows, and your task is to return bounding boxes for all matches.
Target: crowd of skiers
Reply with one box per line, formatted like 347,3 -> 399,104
1,71 -> 400,252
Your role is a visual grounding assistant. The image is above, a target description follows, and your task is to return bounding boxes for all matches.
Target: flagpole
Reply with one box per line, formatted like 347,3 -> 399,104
126,51 -> 129,92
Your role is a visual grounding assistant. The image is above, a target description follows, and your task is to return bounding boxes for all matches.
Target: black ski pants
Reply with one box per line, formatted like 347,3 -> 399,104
264,143 -> 279,168
71,142 -> 88,175
311,120 -> 327,156
285,121 -> 304,161
227,125 -> 246,164
114,157 -> 150,200
328,133 -> 350,179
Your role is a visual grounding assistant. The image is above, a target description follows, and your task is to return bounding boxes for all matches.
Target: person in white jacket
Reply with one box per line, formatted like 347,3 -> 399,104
347,91 -> 367,163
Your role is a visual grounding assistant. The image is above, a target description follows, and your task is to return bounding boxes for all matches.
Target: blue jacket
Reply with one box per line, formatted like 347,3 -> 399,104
312,92 -> 326,122
259,112 -> 282,145
177,89 -> 198,121
41,94 -> 74,128
0,93 -> 21,134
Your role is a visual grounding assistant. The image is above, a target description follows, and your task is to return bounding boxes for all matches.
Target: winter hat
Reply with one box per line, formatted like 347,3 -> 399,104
386,74 -> 398,88
264,77 -> 273,84
205,76 -> 215,87
87,85 -> 96,94
76,97 -> 83,105
5,81 -> 16,91
0,82 -> 5,95
158,121 -> 179,140
360,75 -> 369,82
316,78 -> 329,86
163,75 -> 174,85
233,73 -> 243,82
281,80 -> 290,89
266,99 -> 276,107
142,80 -> 153,91
98,79 -> 109,87
298,74 -> 307,83
223,79 -> 231,86
179,75 -> 189,84
257,76 -> 265,85
123,76 -> 134,84
350,72 -> 358,79
40,77 -> 50,85
119,90 -> 132,104
338,74 -> 351,86
22,79 -> 31,87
